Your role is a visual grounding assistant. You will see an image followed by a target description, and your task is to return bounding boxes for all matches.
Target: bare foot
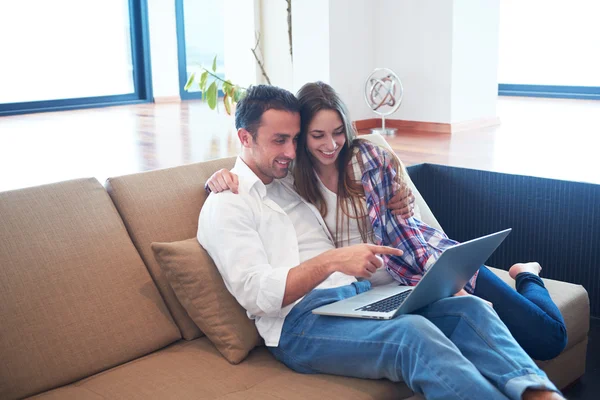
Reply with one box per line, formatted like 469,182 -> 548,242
509,262 -> 542,280
522,389 -> 565,399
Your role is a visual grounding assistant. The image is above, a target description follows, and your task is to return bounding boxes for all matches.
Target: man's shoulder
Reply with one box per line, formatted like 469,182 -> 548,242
204,183 -> 257,211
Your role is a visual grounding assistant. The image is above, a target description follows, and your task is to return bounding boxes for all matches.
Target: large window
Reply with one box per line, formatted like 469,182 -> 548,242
498,0 -> 600,99
0,0 -> 152,116
175,0 -> 225,100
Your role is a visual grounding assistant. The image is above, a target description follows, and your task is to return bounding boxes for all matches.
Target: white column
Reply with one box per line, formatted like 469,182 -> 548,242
223,0 -> 260,88
450,0 -> 500,123
291,0 -> 331,92
329,0 -> 377,121
259,0 -> 294,90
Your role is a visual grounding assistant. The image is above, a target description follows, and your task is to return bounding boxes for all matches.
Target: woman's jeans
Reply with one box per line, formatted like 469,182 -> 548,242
474,266 -> 568,360
269,281 -> 559,400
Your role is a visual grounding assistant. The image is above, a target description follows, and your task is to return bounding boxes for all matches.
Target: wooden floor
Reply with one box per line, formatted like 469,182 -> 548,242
1,96 -> 599,192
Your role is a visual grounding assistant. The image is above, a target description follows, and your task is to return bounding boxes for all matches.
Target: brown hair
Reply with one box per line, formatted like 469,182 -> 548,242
294,82 -> 371,247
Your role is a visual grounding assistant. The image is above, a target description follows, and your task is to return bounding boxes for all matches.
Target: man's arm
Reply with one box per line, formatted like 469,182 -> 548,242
205,167 -> 415,219
283,244 -> 402,307
199,192 -> 402,316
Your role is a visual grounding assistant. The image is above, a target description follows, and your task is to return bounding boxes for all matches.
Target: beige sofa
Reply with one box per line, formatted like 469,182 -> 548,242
0,140 -> 590,399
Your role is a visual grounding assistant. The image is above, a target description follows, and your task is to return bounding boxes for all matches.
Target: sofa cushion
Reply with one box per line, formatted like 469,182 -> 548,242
0,178 -> 180,400
29,338 -> 414,400
151,238 -> 261,363
106,157 -> 237,340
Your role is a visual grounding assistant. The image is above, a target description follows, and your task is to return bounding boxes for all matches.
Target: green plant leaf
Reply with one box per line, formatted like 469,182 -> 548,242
223,93 -> 232,115
184,72 -> 195,91
199,70 -> 209,100
207,82 -> 218,109
199,71 -> 208,91
222,80 -> 232,96
212,55 -> 217,73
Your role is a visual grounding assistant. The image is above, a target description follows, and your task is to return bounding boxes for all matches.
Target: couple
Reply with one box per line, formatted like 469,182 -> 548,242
198,83 -> 566,399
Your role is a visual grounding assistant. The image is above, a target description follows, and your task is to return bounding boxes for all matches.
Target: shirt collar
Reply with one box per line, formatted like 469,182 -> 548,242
231,157 -> 266,197
231,156 -> 295,198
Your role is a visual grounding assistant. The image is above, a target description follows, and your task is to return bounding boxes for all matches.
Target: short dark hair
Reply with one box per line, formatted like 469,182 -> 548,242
234,85 -> 300,138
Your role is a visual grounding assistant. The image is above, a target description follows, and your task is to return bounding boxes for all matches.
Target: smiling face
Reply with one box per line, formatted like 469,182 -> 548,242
305,109 -> 347,170
239,109 -> 301,184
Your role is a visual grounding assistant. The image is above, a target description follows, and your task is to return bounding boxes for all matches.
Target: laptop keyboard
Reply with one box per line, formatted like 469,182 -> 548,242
356,289 -> 413,313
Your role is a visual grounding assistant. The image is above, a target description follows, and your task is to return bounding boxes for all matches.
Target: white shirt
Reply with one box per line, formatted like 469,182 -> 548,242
317,175 -> 395,287
198,157 -> 355,346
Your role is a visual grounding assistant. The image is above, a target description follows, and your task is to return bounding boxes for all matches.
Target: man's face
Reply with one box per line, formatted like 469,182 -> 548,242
244,109 -> 301,184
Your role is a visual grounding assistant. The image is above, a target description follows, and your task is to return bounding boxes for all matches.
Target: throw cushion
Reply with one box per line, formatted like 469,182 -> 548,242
151,238 -> 261,364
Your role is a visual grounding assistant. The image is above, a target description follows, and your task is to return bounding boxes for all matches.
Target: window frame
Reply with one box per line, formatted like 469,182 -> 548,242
0,0 -> 153,116
498,84 -> 600,100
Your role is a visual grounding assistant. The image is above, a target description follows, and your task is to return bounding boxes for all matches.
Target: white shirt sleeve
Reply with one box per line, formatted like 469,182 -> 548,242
198,192 -> 293,319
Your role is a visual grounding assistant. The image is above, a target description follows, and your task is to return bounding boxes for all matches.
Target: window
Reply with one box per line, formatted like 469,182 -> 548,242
175,0 -> 225,100
498,0 -> 600,99
0,0 -> 152,116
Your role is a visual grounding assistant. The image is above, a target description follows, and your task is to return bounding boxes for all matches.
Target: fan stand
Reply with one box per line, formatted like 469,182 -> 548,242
370,115 -> 397,136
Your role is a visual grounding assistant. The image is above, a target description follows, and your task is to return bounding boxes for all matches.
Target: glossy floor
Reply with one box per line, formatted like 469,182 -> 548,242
1,96 -> 599,192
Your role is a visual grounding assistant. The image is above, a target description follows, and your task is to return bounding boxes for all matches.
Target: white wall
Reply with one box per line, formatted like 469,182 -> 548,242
291,0 -> 331,92
289,0 -> 500,124
375,0 -> 454,123
223,0 -> 260,88
147,0 -> 180,99
450,0 -> 500,123
329,0 -> 376,121
146,0 -> 500,124
260,0 -> 293,89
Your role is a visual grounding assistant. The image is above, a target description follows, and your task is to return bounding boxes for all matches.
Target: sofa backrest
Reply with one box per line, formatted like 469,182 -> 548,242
105,157 -> 236,340
360,133 -> 444,232
0,179 -> 181,400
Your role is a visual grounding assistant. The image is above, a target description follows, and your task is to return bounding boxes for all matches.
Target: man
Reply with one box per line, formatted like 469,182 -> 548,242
198,85 -> 563,400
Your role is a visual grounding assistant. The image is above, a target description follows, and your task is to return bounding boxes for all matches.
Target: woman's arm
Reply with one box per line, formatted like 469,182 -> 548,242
205,168 -> 239,193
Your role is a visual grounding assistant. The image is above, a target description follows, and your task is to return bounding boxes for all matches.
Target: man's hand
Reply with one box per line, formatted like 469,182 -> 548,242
454,288 -> 493,308
324,244 -> 403,279
388,186 -> 416,218
206,168 -> 239,194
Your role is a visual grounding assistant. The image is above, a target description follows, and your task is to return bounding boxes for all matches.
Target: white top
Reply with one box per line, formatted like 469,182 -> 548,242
317,175 -> 395,287
198,157 -> 356,346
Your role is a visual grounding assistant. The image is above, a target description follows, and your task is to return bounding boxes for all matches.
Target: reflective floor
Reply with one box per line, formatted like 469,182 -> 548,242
1,96 -> 599,192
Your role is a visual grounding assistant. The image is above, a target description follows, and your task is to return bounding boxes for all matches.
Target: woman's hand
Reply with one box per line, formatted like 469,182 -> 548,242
205,169 -> 239,194
388,186 -> 416,218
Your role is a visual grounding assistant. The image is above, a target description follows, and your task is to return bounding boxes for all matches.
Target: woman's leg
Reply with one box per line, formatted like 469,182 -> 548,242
473,266 -> 567,360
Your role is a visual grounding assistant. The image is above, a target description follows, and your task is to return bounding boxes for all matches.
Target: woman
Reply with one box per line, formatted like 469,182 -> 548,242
207,82 -> 567,361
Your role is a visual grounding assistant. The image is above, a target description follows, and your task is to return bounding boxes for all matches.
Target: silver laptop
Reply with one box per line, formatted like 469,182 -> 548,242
312,228 -> 511,319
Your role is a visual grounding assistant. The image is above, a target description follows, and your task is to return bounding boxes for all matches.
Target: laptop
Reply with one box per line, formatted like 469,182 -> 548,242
312,228 -> 512,319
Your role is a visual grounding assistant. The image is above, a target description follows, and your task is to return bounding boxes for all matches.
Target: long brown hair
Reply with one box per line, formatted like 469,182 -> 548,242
294,82 -> 371,247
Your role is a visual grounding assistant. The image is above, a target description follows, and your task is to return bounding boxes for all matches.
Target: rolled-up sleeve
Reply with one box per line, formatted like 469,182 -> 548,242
198,192 -> 291,318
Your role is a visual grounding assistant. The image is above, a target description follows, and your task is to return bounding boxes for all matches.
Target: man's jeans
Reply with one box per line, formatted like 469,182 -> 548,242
268,281 -> 559,400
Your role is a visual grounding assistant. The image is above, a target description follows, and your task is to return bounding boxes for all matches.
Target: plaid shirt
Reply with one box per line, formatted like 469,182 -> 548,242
351,140 -> 478,292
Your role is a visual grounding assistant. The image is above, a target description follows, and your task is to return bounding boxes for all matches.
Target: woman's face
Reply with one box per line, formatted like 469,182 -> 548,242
305,109 -> 346,170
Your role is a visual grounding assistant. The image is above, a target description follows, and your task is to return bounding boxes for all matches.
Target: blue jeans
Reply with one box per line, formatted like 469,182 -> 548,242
269,281 -> 559,400
474,267 -> 568,360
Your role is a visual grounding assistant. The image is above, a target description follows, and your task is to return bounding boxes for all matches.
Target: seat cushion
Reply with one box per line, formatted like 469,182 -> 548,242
30,338 -> 414,400
106,157 -> 237,340
151,238 -> 261,364
487,266 -> 590,350
0,178 -> 180,400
